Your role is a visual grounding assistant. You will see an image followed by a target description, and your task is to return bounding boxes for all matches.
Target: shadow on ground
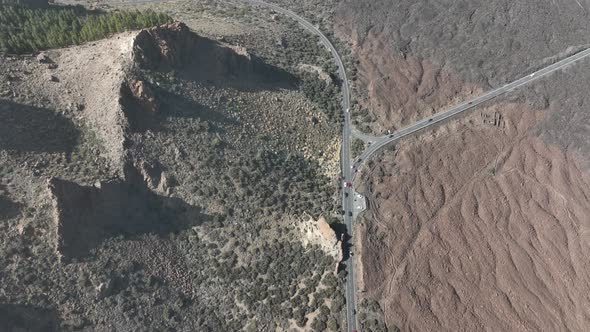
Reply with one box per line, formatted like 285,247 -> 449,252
0,303 -> 60,332
0,99 -> 79,154
135,23 -> 298,92
49,163 -> 209,262
158,89 -> 239,126
0,196 -> 21,221
179,37 -> 298,92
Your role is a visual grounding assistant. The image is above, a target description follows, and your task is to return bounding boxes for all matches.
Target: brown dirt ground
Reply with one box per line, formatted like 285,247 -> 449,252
355,97 -> 590,331
334,0 -> 590,135
336,26 -> 482,134
335,1 -> 590,329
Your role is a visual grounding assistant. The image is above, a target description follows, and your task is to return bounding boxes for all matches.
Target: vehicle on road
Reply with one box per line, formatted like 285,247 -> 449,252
389,134 -> 394,138
530,73 -> 535,77
346,108 -> 350,112
343,181 -> 352,188
345,192 -> 349,197
349,211 -> 353,216
468,101 -> 473,105
428,118 -> 433,122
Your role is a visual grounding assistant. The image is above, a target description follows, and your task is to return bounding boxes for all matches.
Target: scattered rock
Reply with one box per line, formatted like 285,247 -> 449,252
277,36 -> 287,48
298,64 -> 333,85
95,279 -> 113,299
36,52 -> 50,63
158,172 -> 173,195
47,74 -> 59,82
174,146 -> 184,161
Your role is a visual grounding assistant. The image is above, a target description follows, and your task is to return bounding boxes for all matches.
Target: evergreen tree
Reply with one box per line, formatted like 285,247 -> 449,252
0,3 -> 172,54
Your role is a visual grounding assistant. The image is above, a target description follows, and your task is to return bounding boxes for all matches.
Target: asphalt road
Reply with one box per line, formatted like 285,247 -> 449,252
352,47 -> 590,174
243,3 -> 358,331
232,2 -> 360,330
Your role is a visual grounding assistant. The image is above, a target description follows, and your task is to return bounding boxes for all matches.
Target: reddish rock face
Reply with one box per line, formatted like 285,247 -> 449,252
128,79 -> 158,114
133,22 -> 198,69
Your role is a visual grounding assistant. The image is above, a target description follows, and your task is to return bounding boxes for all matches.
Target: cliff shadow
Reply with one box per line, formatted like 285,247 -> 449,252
120,83 -> 239,134
179,37 -> 298,92
0,99 -> 79,154
157,88 -> 239,128
49,164 -> 209,262
0,200 -> 20,222
0,303 -> 60,332
134,23 -> 298,93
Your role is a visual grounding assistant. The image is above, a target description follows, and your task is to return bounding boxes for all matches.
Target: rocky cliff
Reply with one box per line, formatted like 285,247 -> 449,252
132,21 -> 294,86
299,215 -> 343,266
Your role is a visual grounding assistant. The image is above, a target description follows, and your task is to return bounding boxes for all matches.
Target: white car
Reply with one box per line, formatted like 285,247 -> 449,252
346,108 -> 349,112
530,73 -> 535,77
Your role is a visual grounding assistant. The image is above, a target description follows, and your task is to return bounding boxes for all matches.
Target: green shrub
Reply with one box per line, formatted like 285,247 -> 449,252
351,137 -> 366,157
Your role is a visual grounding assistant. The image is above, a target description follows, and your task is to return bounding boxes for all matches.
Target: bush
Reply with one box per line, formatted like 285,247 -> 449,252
351,137 -> 366,157
300,72 -> 341,122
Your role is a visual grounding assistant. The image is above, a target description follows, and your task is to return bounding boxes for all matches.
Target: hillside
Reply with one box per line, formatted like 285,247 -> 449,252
335,0 -> 590,134
0,3 -> 347,329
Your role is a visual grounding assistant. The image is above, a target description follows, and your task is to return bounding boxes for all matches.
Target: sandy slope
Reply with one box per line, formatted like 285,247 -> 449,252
1,31 -> 136,172
355,99 -> 590,331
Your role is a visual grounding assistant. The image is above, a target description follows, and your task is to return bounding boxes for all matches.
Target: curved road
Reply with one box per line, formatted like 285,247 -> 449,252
243,2 -> 358,331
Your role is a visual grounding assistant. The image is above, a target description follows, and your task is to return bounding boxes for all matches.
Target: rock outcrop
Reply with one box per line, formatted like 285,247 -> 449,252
120,79 -> 159,131
128,79 -> 158,114
132,22 -> 295,86
298,214 -> 343,263
133,22 -> 196,68
48,163 -> 201,262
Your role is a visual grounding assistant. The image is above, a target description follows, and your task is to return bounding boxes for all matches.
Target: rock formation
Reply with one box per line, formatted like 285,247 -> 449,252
298,214 -> 343,264
48,163 -> 200,262
132,21 -> 294,86
120,79 -> 159,131
128,79 -> 158,114
133,22 -> 196,69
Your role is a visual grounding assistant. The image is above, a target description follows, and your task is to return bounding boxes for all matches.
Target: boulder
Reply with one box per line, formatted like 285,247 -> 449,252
128,79 -> 158,114
36,53 -> 50,63
133,22 -> 197,68
298,214 -> 343,262
47,74 -> 59,82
